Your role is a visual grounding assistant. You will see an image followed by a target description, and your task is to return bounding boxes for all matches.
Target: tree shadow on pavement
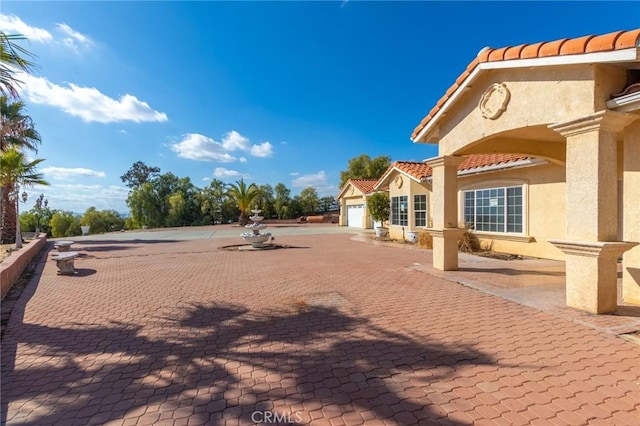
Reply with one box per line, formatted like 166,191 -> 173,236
1,302 -> 504,425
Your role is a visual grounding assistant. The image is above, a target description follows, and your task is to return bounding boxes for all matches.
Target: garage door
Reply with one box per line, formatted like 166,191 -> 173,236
347,204 -> 365,228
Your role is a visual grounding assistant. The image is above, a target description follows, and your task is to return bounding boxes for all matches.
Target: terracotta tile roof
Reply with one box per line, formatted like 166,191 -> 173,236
458,153 -> 531,172
394,161 -> 433,180
348,179 -> 378,194
412,28 -> 640,140
389,154 -> 533,181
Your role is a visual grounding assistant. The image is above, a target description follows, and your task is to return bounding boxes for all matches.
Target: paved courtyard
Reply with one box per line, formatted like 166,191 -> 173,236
1,225 -> 639,425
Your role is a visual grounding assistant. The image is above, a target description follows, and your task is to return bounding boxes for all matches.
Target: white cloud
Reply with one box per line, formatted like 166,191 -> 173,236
213,167 -> 249,179
289,172 -> 300,176
42,167 -> 106,180
250,141 -> 273,158
56,24 -> 92,52
171,130 -> 274,163
221,130 -> 250,151
171,133 -> 237,163
291,171 -> 337,196
18,73 -> 168,123
0,15 -> 91,53
29,183 -> 129,213
202,177 -> 211,182
0,14 -> 53,42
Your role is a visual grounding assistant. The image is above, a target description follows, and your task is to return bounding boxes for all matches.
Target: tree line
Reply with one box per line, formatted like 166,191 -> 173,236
121,161 -> 338,229
17,154 -> 393,237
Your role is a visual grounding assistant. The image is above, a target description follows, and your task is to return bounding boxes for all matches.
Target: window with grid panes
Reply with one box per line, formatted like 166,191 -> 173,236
391,196 -> 408,226
463,186 -> 523,233
414,194 -> 427,227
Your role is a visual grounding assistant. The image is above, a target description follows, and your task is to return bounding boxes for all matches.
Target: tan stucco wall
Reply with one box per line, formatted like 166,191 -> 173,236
459,164 -> 566,261
387,174 -> 431,240
418,57 -> 638,310
433,64 -> 627,159
339,195 -> 370,228
383,164 -> 567,260
622,121 -> 640,304
338,181 -> 374,228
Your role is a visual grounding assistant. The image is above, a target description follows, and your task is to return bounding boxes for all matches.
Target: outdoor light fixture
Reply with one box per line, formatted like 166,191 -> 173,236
13,187 -> 28,249
34,193 -> 48,238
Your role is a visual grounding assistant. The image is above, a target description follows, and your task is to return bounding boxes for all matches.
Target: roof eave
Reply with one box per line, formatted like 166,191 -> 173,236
412,66 -> 483,144
412,47 -> 640,145
373,167 -> 397,191
457,158 -> 548,177
336,181 -> 355,199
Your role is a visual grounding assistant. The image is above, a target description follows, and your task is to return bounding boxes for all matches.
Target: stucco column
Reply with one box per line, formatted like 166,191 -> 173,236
426,155 -> 465,271
549,111 -> 638,314
339,198 -> 346,226
622,120 -> 640,305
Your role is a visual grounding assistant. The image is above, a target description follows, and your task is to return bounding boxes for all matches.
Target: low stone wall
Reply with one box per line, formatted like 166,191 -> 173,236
1,236 -> 47,300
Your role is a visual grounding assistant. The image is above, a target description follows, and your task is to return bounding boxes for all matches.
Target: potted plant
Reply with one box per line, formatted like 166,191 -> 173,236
367,191 -> 390,238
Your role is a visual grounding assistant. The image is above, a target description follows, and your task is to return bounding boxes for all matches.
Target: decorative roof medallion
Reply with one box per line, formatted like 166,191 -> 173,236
479,83 -> 510,119
394,175 -> 403,189
349,186 -> 355,196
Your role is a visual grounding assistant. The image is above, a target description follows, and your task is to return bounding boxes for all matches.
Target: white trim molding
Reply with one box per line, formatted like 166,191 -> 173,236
607,91 -> 640,112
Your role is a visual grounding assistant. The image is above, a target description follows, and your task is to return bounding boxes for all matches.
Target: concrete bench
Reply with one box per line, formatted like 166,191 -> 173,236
52,251 -> 79,275
54,241 -> 74,252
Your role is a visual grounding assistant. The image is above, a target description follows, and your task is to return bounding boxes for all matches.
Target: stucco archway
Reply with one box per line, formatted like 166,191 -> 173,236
413,29 -> 640,314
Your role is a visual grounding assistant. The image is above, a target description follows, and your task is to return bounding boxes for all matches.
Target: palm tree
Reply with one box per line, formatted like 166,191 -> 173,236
0,148 -> 48,244
226,178 -> 261,226
1,96 -> 42,152
0,97 -> 43,243
0,32 -> 36,99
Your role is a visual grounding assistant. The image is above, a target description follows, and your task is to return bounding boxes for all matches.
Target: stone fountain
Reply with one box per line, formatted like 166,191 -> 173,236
241,209 -> 272,249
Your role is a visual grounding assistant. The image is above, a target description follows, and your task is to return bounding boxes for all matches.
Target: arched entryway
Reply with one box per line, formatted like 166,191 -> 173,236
412,29 -> 640,314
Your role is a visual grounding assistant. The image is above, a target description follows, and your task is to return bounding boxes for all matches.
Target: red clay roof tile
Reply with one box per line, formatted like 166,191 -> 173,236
615,29 -> 640,49
586,31 -> 624,52
478,47 -> 491,63
539,38 -> 568,57
504,44 -> 526,60
458,153 -> 531,171
411,28 -> 640,141
389,154 -> 532,181
445,84 -> 458,98
559,35 -> 594,55
455,70 -> 471,86
466,57 -> 480,73
348,179 -> 378,195
520,41 -> 545,59
393,161 -> 433,180
488,47 -> 509,62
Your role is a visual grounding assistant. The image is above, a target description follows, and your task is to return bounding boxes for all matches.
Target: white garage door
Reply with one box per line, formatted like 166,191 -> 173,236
347,204 -> 365,228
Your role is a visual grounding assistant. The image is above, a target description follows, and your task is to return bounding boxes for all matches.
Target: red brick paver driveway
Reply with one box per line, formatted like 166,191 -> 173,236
2,232 -> 639,425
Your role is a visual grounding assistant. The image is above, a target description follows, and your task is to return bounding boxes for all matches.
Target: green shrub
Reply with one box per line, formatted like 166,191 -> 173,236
367,191 -> 390,226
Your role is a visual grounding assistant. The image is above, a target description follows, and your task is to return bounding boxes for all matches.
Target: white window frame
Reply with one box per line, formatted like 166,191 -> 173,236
413,194 -> 428,228
391,195 -> 408,226
459,179 -> 528,236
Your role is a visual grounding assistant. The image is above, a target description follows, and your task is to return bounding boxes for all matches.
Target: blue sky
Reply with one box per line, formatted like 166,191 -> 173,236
1,1 -> 638,214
